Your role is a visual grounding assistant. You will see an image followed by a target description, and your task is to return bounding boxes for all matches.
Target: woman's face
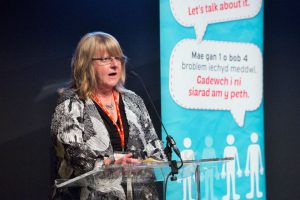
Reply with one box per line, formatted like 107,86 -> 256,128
92,51 -> 122,91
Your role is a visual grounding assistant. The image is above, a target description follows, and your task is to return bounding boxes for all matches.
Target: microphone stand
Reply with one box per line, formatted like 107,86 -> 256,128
165,135 -> 179,181
130,71 -> 183,181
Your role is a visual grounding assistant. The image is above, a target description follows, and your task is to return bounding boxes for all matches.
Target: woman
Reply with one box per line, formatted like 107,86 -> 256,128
51,32 -> 166,199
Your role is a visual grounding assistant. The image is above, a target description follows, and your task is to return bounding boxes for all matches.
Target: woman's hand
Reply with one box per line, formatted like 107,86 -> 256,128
103,158 -> 114,166
114,153 -> 141,164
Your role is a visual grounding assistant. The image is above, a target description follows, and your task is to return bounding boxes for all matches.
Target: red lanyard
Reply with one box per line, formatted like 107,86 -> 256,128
92,91 -> 125,151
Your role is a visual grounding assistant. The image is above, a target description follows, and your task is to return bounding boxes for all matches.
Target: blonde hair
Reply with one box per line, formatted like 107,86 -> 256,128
71,32 -> 126,99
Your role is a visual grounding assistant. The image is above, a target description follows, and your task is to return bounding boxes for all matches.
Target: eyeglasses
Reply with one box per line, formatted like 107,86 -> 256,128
92,56 -> 126,66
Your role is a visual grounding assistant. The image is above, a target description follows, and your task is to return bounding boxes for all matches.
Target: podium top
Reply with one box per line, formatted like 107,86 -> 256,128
55,157 -> 233,188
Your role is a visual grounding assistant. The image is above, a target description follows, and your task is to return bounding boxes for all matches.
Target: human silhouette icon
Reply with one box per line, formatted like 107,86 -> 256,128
177,137 -> 195,200
221,134 -> 242,200
244,132 -> 264,199
201,135 -> 219,200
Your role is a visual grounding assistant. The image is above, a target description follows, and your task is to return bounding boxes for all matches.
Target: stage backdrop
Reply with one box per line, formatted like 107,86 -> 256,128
160,0 -> 265,199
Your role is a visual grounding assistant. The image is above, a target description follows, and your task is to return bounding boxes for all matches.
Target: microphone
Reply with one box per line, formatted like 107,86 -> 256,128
166,135 -> 181,159
129,70 -> 183,188
129,70 -> 181,159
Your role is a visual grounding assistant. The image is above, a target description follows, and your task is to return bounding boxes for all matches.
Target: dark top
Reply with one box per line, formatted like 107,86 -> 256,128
93,96 -> 129,152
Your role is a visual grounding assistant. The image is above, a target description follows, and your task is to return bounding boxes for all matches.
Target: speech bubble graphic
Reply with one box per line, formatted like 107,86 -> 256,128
170,0 -> 262,41
169,39 -> 262,127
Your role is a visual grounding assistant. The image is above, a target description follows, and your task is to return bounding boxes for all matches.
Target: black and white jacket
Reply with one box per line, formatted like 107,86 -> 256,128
51,88 -> 166,199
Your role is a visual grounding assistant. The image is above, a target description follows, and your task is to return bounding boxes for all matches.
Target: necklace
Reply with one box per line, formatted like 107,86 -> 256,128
96,91 -> 114,111
105,103 -> 114,111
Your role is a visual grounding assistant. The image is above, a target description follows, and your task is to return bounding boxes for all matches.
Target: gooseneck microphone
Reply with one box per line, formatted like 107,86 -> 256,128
129,70 -> 183,179
165,134 -> 181,159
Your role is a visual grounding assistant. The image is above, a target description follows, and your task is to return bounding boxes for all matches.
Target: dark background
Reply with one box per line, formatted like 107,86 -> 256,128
264,1 -> 300,199
0,0 -> 299,199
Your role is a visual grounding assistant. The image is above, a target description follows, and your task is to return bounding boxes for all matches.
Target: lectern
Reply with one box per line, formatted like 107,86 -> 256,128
55,157 -> 233,200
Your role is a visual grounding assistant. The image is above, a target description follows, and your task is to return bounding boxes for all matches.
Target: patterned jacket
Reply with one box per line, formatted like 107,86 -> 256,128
51,88 -> 165,199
